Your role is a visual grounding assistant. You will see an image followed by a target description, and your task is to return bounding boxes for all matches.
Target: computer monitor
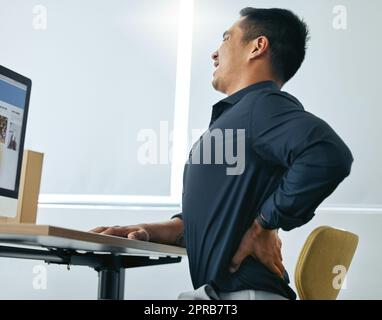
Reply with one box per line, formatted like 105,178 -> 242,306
0,65 -> 31,217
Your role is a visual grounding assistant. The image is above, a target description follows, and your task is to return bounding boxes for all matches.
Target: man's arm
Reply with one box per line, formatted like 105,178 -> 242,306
90,217 -> 185,247
251,92 -> 353,231
145,217 -> 185,247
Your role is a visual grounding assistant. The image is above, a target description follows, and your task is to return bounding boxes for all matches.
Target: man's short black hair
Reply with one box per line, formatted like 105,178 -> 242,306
239,7 -> 310,84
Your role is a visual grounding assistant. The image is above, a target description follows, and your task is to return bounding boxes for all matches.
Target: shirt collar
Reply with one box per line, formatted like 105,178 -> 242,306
209,81 -> 280,127
220,80 -> 280,106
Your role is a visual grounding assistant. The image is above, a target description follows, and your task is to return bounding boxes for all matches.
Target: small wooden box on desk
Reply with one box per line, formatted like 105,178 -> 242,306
0,150 -> 44,224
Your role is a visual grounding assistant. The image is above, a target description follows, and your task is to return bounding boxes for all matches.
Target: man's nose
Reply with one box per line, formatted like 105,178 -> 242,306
211,50 -> 218,61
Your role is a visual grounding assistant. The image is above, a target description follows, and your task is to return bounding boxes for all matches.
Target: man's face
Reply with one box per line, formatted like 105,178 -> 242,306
211,18 -> 249,94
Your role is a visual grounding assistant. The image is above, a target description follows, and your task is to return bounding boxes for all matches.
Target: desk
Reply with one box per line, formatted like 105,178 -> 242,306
0,224 -> 187,300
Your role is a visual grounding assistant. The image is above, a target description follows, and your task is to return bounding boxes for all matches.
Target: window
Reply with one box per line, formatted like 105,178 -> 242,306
0,0 -> 194,207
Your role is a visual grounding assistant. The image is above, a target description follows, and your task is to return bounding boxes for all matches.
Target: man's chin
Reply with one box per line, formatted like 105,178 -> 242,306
212,79 -> 217,90
212,79 -> 225,94
212,77 -> 220,91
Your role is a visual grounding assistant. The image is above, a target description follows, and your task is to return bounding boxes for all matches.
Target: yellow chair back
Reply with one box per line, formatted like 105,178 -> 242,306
294,226 -> 358,300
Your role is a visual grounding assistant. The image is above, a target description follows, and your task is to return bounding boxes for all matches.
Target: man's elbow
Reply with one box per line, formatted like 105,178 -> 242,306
335,144 -> 354,179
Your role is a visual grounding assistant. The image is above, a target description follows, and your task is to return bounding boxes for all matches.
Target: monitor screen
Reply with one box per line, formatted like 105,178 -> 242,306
0,65 -> 31,199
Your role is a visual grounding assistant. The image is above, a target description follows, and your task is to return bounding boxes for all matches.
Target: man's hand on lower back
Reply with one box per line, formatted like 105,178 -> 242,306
90,225 -> 150,241
230,219 -> 285,278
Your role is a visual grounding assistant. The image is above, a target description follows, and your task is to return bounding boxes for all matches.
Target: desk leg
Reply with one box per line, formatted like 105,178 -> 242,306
97,268 -> 125,300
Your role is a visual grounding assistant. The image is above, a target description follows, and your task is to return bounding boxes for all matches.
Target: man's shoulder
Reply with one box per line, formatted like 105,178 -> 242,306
242,87 -> 304,110
245,87 -> 335,135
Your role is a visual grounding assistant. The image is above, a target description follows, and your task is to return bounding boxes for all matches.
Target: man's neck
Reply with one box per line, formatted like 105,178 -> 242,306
225,76 -> 281,96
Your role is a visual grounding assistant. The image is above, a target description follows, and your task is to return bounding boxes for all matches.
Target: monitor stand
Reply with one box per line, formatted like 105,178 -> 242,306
0,150 -> 44,224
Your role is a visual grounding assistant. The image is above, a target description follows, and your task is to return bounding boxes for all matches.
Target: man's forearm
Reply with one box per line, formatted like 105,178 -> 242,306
143,218 -> 185,247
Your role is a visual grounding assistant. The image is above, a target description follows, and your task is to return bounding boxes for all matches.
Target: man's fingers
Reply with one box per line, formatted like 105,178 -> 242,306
274,258 -> 285,278
276,237 -> 283,262
230,244 -> 249,273
127,230 -> 150,241
89,227 -> 108,233
276,246 -> 284,270
277,249 -> 283,262
271,263 -> 284,278
89,226 -> 149,239
100,226 -> 138,237
99,227 -> 124,236
90,226 -> 121,233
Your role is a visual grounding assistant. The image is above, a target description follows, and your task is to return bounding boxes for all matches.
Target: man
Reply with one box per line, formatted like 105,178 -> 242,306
91,7 -> 353,300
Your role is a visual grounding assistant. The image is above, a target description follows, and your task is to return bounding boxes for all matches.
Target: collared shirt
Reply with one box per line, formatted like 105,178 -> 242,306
172,81 -> 353,299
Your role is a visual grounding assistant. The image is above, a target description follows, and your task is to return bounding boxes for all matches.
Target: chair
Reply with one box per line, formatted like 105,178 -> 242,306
294,226 -> 359,300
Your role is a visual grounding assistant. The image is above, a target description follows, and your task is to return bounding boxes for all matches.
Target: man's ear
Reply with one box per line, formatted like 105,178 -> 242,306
248,36 -> 269,60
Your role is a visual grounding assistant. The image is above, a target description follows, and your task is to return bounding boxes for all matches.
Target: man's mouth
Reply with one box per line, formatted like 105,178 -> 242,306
213,62 -> 219,76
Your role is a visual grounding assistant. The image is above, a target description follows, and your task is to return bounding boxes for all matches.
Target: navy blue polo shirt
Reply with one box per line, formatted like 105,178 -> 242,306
172,80 -> 353,299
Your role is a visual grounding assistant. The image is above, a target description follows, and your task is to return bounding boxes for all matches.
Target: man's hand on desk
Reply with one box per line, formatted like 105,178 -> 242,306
229,219 -> 285,278
90,225 -> 150,241
90,218 -> 185,247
